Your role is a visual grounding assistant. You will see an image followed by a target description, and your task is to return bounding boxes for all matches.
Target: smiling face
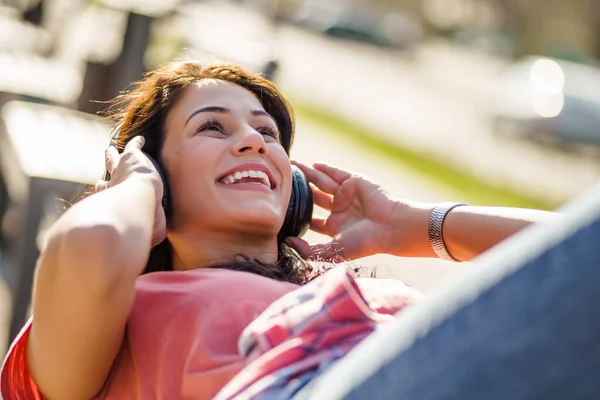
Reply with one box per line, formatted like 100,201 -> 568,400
160,79 -> 293,241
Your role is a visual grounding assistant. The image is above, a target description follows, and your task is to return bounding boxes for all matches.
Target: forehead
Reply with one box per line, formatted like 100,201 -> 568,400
168,79 -> 265,121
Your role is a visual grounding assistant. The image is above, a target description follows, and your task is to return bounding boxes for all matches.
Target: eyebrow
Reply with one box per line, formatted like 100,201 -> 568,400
184,106 -> 275,127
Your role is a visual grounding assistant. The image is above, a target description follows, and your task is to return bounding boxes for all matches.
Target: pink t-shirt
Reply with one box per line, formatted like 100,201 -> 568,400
1,268 -> 424,399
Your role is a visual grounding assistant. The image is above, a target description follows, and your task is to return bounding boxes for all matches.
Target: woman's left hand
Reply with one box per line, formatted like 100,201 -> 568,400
286,162 -> 407,262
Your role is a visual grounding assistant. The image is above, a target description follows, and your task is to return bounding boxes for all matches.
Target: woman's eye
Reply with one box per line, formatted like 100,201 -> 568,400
197,120 -> 225,135
258,126 -> 280,140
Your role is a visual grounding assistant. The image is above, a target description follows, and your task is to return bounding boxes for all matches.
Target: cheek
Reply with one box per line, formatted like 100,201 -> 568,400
167,143 -> 222,210
271,149 -> 293,200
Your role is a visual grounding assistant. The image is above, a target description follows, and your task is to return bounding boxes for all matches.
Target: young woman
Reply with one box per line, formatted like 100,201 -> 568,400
0,61 -> 558,400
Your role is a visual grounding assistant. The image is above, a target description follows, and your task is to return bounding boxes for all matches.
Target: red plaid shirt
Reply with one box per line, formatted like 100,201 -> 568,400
215,267 -> 424,399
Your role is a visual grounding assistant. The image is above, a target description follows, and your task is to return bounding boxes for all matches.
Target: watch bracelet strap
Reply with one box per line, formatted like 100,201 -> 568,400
428,202 -> 466,262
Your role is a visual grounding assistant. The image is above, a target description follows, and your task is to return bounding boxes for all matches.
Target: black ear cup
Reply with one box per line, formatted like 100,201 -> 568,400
144,153 -> 171,220
278,165 -> 314,241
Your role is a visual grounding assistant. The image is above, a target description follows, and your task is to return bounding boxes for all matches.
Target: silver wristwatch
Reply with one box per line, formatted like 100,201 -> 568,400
428,202 -> 466,261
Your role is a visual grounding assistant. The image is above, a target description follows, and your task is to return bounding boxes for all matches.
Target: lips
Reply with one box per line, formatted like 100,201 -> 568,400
217,163 -> 276,190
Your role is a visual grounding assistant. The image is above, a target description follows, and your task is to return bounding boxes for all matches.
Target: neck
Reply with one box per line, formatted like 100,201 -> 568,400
168,230 -> 280,271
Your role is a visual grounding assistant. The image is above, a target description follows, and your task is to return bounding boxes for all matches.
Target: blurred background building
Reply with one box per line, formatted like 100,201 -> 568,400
1,0 -> 600,351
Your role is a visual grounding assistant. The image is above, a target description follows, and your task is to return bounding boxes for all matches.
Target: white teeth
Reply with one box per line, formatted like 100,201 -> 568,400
221,170 -> 272,188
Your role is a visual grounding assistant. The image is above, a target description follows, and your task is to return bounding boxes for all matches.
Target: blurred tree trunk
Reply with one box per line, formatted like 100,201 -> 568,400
588,0 -> 600,58
78,12 -> 151,115
494,0 -> 527,56
22,0 -> 43,25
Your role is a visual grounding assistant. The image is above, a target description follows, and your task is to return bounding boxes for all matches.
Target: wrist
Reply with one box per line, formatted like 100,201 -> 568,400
384,200 -> 437,258
428,202 -> 466,261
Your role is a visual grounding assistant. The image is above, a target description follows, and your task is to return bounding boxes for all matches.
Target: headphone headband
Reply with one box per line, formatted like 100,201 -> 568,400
109,124 -> 123,148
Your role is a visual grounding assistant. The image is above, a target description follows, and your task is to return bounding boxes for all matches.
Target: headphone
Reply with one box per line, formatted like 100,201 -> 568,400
105,125 -> 313,241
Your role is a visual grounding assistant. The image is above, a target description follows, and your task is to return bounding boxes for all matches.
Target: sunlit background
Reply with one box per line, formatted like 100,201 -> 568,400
1,0 -> 600,353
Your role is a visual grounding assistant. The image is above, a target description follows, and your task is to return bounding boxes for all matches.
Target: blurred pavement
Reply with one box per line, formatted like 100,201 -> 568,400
274,27 -> 600,205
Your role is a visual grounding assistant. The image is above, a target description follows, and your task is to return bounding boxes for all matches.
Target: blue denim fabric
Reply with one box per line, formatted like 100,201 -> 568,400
297,185 -> 600,400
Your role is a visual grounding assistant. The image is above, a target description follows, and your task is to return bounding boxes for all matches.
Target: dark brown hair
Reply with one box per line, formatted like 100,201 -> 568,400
101,60 -> 318,284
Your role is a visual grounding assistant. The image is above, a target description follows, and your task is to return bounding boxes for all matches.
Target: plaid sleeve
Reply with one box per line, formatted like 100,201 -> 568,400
214,267 -> 408,399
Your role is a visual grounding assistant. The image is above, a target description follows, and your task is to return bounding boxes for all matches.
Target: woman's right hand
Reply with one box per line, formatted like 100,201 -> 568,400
95,136 -> 167,246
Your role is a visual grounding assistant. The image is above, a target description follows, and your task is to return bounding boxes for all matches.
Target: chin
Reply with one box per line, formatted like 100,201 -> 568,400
194,199 -> 279,230
238,212 -> 282,231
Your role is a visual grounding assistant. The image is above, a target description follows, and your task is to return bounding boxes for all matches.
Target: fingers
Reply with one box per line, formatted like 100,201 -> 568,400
312,163 -> 352,185
105,146 -> 119,176
308,180 -> 355,214
311,185 -> 333,211
94,180 -> 108,192
99,136 -> 148,192
331,180 -> 355,213
124,135 -> 145,153
309,216 -> 328,235
292,161 -> 339,195
106,135 -> 144,177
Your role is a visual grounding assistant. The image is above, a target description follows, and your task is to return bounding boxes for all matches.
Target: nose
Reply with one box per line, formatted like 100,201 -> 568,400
233,127 -> 268,157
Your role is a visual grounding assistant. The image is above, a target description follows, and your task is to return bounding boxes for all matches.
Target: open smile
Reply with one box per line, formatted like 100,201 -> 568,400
217,163 -> 276,192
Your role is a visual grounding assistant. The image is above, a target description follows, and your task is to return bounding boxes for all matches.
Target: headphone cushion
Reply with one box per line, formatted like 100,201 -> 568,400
143,152 -> 171,219
278,165 -> 313,241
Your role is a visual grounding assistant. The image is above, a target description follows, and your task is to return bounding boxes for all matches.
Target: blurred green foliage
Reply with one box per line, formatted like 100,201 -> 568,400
293,100 -> 559,210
